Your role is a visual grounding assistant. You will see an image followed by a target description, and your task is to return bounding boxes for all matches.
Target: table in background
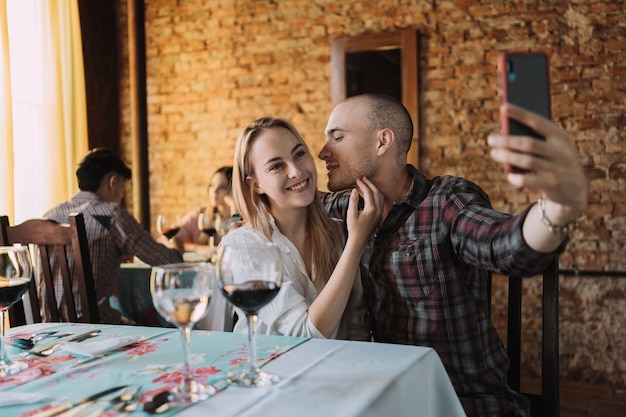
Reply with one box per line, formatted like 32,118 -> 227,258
115,260 -> 232,330
3,323 -> 466,417
114,262 -> 161,325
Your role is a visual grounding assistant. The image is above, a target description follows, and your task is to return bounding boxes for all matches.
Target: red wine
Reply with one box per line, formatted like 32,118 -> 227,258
222,280 -> 280,315
0,278 -> 29,308
162,227 -> 180,239
202,228 -> 217,237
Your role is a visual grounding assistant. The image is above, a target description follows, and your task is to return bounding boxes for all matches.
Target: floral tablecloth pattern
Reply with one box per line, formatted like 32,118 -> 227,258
2,323 -> 309,416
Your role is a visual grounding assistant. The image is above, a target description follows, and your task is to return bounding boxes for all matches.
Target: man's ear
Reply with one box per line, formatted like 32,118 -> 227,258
376,128 -> 395,156
246,175 -> 263,195
109,173 -> 120,190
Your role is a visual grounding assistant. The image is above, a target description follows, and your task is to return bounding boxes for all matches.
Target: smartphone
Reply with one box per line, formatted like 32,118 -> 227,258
497,51 -> 552,173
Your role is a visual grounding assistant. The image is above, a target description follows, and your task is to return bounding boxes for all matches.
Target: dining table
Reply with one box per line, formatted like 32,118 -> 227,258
114,256 -> 233,331
2,322 -> 467,417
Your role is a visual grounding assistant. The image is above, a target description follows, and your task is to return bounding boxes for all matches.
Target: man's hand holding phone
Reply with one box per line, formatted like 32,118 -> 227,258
497,51 -> 552,174
489,103 -> 587,212
491,51 -> 587,252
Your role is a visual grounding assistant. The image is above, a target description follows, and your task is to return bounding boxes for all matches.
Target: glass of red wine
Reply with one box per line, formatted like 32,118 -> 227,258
197,211 -> 218,240
0,245 -> 32,376
157,214 -> 181,240
215,241 -> 283,387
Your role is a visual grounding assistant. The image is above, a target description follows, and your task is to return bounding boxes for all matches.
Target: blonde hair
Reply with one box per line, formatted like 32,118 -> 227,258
232,117 -> 344,290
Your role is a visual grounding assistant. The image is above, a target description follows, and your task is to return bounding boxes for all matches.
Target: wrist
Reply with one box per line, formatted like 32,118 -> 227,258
537,197 -> 583,235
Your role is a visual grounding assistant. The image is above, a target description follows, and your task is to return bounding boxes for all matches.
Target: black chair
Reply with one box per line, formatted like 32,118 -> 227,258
0,213 -> 100,324
505,258 -> 560,417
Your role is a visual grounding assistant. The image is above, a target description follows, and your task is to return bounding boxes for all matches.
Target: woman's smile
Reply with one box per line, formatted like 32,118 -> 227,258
287,178 -> 309,192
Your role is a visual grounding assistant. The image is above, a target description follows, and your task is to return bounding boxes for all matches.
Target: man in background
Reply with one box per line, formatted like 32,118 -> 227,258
45,148 -> 183,323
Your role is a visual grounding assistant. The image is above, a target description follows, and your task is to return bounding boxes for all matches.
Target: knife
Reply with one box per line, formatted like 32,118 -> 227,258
67,329 -> 102,342
28,385 -> 129,417
29,329 -> 102,355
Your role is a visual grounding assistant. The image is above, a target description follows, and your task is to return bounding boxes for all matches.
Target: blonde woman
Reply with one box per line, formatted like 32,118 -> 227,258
220,117 -> 382,340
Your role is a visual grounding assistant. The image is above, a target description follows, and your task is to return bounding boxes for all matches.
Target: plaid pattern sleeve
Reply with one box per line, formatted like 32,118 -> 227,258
322,166 -> 566,417
45,192 -> 183,324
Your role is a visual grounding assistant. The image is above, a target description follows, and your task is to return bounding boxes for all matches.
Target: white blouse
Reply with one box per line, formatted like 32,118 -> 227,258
219,220 -> 370,341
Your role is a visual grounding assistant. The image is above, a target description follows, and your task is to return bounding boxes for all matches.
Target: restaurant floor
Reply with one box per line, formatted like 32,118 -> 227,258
521,377 -> 626,417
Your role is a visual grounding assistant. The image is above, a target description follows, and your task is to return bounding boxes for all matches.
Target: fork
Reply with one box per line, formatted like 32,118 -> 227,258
28,330 -> 101,356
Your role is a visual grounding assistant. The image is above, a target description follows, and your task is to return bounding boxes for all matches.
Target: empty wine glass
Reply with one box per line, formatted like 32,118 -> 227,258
216,241 -> 283,387
156,215 -> 181,240
0,245 -> 33,376
150,262 -> 215,403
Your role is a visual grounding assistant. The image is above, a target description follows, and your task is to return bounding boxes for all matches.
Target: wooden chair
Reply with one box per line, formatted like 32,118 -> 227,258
0,213 -> 100,325
503,258 -> 560,417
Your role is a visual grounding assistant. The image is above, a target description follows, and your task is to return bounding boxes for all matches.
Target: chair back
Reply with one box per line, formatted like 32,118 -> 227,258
507,258 -> 560,417
0,213 -> 100,324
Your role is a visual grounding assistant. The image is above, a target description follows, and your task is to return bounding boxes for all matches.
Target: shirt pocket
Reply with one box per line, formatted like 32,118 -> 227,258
388,238 -> 436,302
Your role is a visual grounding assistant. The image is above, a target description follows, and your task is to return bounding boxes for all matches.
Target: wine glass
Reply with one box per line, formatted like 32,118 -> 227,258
197,211 -> 218,240
0,245 -> 33,376
156,215 -> 180,240
215,241 -> 283,387
198,209 -> 232,239
150,262 -> 215,403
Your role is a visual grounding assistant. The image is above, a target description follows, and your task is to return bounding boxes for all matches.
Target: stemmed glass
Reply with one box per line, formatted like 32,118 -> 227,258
156,215 -> 181,240
0,245 -> 32,376
150,262 -> 215,403
216,241 -> 283,387
197,212 -> 218,241
198,210 -> 230,263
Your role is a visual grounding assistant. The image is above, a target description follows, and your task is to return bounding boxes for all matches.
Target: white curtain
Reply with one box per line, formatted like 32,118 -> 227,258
0,0 -> 88,224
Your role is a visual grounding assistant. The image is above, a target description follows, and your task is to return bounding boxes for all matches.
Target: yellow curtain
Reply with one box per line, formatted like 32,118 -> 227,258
0,0 -> 88,224
0,1 -> 15,222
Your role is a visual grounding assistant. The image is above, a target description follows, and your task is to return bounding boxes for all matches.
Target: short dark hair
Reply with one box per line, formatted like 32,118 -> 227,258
352,94 -> 414,159
76,148 -> 132,192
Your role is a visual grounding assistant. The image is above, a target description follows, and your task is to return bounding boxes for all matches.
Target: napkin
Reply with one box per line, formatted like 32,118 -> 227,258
0,392 -> 51,407
61,333 -> 145,358
183,251 -> 209,262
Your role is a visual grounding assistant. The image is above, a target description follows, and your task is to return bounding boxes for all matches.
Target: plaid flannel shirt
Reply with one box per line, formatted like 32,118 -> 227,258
45,191 -> 183,323
322,165 -> 565,417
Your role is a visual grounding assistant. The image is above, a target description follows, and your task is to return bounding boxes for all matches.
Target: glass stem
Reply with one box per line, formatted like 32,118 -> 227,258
246,314 -> 258,374
180,326 -> 193,389
0,310 -> 8,364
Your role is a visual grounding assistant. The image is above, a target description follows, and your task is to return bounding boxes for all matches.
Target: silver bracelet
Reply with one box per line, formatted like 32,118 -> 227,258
537,197 -> 579,234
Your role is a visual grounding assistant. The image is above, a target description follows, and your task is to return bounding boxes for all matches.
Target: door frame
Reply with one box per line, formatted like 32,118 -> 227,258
331,29 -> 419,167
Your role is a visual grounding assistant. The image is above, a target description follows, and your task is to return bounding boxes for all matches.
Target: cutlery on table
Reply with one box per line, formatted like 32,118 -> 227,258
84,385 -> 142,417
11,332 -> 74,349
67,329 -> 102,342
28,329 -> 102,356
28,385 -> 129,417
143,380 -> 229,414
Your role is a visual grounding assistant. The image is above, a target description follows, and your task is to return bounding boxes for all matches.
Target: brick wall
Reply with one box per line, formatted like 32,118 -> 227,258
117,0 -> 626,387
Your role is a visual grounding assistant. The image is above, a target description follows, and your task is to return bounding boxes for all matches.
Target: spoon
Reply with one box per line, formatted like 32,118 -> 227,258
143,380 -> 228,414
143,390 -> 176,414
116,385 -> 143,416
84,385 -> 142,417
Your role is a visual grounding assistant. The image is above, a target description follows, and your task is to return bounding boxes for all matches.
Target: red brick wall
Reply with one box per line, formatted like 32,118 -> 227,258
118,0 -> 626,387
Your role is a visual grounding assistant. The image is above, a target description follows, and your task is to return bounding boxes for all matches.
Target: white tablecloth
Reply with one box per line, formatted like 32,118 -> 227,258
180,337 -> 466,417
4,323 -> 466,417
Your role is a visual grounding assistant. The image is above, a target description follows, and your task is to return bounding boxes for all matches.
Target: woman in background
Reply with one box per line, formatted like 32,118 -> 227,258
171,166 -> 235,253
